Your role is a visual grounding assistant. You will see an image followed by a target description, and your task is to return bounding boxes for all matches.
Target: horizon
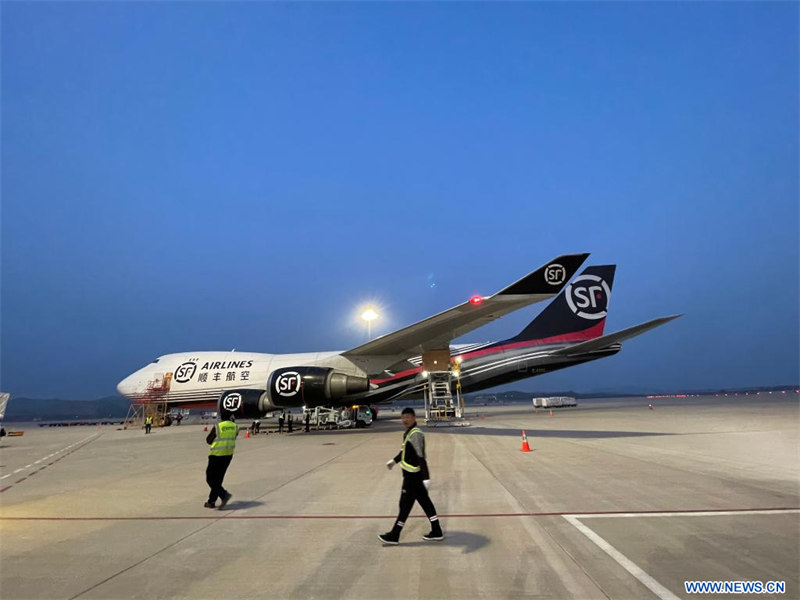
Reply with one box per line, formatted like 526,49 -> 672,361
8,383 -> 800,404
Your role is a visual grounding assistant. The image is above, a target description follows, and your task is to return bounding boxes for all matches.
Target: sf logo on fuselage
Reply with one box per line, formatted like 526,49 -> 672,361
222,393 -> 242,412
566,275 -> 611,320
174,362 -> 197,383
544,264 -> 566,286
276,372 -> 302,397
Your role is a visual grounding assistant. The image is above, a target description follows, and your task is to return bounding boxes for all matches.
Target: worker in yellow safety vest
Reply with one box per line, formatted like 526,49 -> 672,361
204,410 -> 238,509
379,407 -> 443,544
144,415 -> 153,434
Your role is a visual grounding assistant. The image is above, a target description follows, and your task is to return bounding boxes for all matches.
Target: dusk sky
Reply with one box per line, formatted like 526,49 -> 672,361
2,2 -> 797,400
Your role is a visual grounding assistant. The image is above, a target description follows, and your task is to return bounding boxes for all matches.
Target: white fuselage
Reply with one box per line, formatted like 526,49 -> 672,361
116,351 -> 364,407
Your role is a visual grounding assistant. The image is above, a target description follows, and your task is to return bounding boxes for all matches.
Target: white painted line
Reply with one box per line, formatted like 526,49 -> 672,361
0,434 -> 98,479
564,515 -> 681,600
570,509 -> 800,519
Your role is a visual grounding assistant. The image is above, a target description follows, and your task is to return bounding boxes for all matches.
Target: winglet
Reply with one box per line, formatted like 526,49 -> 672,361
496,253 -> 590,296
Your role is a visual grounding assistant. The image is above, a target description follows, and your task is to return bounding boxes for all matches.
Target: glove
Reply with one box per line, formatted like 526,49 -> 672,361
423,479 -> 430,490
386,460 -> 395,470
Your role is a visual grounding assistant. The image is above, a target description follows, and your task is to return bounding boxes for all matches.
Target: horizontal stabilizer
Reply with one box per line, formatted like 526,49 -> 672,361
549,315 -> 682,356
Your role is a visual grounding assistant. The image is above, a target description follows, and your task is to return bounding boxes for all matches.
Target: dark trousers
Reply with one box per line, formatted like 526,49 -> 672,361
206,455 -> 233,503
396,474 -> 438,524
145,423 -> 151,434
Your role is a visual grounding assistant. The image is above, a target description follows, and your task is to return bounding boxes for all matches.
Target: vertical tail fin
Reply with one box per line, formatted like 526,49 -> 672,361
510,266 -> 617,344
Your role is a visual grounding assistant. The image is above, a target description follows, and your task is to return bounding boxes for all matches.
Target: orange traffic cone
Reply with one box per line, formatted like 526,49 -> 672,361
520,430 -> 532,452
245,430 -> 250,438
549,410 -> 554,417
203,425 -> 208,432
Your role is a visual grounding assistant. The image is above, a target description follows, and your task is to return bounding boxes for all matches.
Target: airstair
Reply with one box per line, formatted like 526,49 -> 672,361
422,351 -> 469,427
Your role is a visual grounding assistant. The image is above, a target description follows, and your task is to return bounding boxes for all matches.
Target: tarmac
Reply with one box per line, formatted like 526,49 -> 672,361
1,394 -> 798,600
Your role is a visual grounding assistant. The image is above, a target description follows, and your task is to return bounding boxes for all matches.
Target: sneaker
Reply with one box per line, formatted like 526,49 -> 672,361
219,491 -> 232,509
203,502 -> 216,509
378,532 -> 399,545
423,531 -> 444,541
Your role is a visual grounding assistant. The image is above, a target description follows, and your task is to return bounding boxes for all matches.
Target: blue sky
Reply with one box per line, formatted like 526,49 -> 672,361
2,2 -> 797,399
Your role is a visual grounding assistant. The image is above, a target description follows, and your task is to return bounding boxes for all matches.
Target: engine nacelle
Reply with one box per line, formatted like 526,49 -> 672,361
217,389 -> 272,419
267,366 -> 370,408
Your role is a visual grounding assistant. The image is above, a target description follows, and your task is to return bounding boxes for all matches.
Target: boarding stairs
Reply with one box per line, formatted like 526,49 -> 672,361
422,351 -> 469,427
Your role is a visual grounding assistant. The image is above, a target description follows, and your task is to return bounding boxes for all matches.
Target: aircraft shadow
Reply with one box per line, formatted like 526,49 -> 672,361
430,426 -> 673,439
389,530 -> 489,554
258,428 -> 380,437
258,423 -> 671,439
256,421 -> 399,436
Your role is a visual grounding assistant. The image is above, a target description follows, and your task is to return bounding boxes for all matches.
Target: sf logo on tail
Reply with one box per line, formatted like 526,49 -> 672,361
566,274 -> 611,320
544,264 -> 566,285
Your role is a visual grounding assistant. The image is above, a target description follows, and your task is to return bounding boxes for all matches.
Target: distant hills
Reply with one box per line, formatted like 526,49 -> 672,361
2,385 -> 797,422
4,396 -> 131,422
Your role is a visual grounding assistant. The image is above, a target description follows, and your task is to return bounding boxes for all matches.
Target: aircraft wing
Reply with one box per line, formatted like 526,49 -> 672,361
343,253 -> 589,373
549,314 -> 682,356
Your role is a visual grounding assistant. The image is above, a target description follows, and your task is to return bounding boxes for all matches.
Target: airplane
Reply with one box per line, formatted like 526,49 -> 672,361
116,253 -> 680,418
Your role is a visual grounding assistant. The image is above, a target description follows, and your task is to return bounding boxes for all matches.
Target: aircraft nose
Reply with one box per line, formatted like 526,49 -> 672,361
117,375 -> 138,398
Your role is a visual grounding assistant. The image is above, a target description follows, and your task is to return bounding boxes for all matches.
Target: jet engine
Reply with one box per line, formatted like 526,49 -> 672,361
215,368 -> 369,418
267,367 -> 369,408
217,389 -> 272,419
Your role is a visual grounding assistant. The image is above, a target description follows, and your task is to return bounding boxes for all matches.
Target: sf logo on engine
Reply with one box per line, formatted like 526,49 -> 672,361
566,275 -> 611,320
222,393 -> 242,412
174,362 -> 197,383
544,263 -> 566,286
276,372 -> 302,397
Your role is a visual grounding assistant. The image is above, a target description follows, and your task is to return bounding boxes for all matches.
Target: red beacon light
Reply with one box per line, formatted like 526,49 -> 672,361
469,295 -> 484,305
